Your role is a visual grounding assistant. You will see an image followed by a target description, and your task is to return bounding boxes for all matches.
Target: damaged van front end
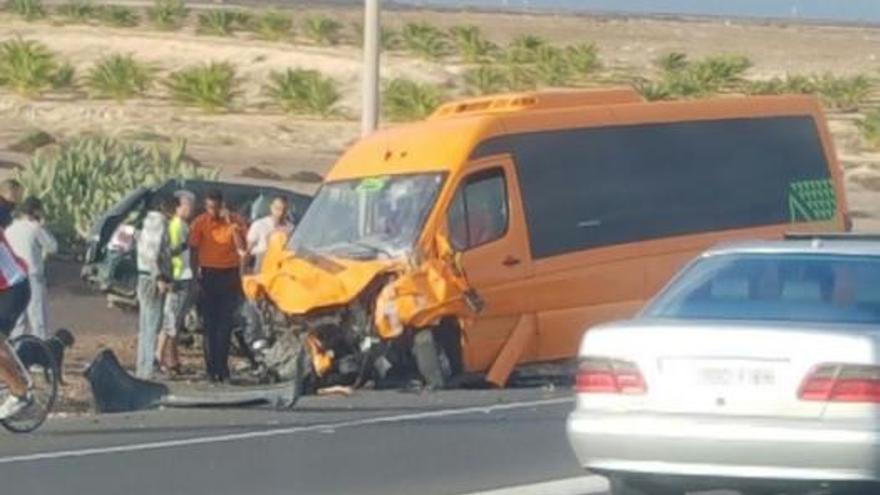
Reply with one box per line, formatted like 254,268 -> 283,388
244,173 -> 481,393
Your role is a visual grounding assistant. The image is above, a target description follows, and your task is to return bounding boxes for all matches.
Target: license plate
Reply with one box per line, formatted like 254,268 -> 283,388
663,359 -> 780,389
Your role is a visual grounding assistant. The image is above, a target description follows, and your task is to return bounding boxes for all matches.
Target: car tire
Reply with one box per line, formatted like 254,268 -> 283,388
412,329 -> 447,390
608,475 -> 683,495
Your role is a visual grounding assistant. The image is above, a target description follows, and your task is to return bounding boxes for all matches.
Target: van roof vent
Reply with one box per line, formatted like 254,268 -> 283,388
428,89 -> 641,120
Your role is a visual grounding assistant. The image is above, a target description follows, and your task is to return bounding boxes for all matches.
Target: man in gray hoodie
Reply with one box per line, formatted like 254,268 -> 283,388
135,197 -> 172,379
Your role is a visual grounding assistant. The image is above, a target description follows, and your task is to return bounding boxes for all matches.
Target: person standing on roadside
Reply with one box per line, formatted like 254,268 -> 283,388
6,198 -> 57,340
135,197 -> 172,379
155,191 -> 195,376
246,195 -> 294,272
189,189 -> 246,383
242,195 -> 294,349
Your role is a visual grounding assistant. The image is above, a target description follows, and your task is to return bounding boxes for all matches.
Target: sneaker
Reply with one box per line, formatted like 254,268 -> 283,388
0,391 -> 33,420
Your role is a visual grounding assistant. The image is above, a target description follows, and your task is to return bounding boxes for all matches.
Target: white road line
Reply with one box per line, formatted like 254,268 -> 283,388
457,475 -> 608,495
0,397 -> 573,465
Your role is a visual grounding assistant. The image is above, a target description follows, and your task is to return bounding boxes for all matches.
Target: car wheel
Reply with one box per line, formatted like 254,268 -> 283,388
608,475 -> 684,495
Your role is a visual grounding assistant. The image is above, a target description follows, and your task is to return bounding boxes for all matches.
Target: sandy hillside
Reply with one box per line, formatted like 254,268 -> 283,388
0,5 -> 878,219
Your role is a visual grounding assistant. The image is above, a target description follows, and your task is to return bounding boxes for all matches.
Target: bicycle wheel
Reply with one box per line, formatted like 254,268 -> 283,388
0,335 -> 59,433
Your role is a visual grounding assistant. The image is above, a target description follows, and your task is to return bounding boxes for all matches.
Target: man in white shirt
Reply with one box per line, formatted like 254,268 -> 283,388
246,195 -> 293,271
243,195 -> 293,350
6,197 -> 57,340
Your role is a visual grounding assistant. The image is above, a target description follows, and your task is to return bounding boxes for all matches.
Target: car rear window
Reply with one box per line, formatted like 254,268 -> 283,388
644,252 -> 880,324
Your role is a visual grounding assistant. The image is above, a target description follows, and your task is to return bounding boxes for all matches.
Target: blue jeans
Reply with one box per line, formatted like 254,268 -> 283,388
136,276 -> 165,379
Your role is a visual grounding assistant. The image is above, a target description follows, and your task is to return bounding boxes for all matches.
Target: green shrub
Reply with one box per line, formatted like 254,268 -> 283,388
654,52 -> 688,72
0,38 -> 61,97
744,74 -> 817,95
504,34 -> 547,64
857,110 -> 880,151
636,52 -> 753,100
351,22 -> 400,50
449,25 -> 497,63
265,68 -> 340,116
197,9 -> 238,36
534,45 -> 573,86
5,0 -> 45,20
51,62 -> 75,89
86,54 -> 154,101
16,136 -> 217,245
463,65 -> 506,95
302,15 -> 343,46
401,22 -> 451,60
57,0 -> 94,23
97,5 -> 139,27
566,42 -> 601,76
165,61 -> 238,112
147,0 -> 188,30
249,10 -> 293,41
383,78 -> 445,121
813,73 -> 872,112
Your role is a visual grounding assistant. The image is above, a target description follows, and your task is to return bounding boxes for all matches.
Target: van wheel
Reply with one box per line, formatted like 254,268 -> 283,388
412,329 -> 447,390
608,475 -> 683,495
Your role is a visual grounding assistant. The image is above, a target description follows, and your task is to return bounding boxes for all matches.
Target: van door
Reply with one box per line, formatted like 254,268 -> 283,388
445,157 -> 533,372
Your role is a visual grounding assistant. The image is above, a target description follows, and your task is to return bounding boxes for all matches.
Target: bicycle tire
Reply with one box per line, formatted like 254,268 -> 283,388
0,335 -> 59,433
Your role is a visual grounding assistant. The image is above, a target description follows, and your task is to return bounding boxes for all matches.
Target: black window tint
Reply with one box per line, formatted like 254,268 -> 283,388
472,116 -> 834,259
446,169 -> 508,250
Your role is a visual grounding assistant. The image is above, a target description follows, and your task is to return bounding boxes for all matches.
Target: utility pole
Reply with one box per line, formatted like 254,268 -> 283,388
361,0 -> 381,136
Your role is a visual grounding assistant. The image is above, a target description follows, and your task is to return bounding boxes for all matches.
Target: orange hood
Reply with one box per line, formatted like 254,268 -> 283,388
246,232 -> 399,315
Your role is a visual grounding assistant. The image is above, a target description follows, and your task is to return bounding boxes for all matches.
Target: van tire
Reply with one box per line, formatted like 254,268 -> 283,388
412,329 -> 447,390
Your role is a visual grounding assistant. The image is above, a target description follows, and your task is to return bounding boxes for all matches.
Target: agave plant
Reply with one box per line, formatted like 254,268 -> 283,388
687,54 -> 752,89
654,52 -> 688,72
401,22 -> 451,60
632,78 -> 672,101
250,10 -> 293,41
813,73 -> 873,112
302,15 -> 343,46
857,110 -> 880,151
97,5 -> 139,27
463,65 -> 506,95
0,38 -> 59,97
57,0 -> 94,23
534,45 -> 573,87
197,9 -> 238,36
566,42 -> 601,77
16,136 -> 217,246
147,0 -> 188,30
165,61 -> 239,112
744,74 -> 817,95
5,0 -> 45,20
265,68 -> 340,116
504,34 -> 547,64
51,62 -> 75,89
383,78 -> 445,121
86,54 -> 155,102
449,25 -> 497,63
350,22 -> 400,50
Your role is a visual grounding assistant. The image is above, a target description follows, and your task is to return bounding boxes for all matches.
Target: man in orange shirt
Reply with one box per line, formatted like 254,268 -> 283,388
189,189 -> 246,383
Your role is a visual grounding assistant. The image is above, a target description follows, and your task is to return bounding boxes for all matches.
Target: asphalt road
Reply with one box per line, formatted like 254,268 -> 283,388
0,388 -> 590,495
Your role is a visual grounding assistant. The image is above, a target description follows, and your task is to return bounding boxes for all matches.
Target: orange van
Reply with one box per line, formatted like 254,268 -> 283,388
245,89 -> 848,393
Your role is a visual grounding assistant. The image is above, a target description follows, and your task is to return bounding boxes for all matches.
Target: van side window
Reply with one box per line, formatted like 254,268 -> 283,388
447,169 -> 508,251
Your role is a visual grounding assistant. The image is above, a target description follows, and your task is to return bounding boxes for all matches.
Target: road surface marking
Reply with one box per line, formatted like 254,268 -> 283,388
457,475 -> 608,495
0,396 -> 573,465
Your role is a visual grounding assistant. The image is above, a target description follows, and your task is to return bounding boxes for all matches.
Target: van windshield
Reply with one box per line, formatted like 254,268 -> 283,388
289,173 -> 445,260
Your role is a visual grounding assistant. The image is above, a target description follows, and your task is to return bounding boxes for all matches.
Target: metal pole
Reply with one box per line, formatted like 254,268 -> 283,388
361,0 -> 381,136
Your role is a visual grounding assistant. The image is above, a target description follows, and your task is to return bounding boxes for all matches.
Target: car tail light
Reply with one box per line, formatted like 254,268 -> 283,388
575,357 -> 646,395
799,364 -> 880,403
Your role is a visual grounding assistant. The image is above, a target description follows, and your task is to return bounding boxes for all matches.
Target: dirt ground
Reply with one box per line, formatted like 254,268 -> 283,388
2,4 -> 880,412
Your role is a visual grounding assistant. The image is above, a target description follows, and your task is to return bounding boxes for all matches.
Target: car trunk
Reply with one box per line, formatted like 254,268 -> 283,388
582,320 -> 880,418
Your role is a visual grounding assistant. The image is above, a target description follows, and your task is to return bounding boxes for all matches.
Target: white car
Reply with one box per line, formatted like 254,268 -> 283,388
567,236 -> 880,495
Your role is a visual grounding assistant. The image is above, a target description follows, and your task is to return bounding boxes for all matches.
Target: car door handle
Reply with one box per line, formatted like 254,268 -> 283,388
502,255 -> 521,267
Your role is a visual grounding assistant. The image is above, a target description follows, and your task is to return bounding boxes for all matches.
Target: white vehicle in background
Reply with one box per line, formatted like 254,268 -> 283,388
567,235 -> 880,495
